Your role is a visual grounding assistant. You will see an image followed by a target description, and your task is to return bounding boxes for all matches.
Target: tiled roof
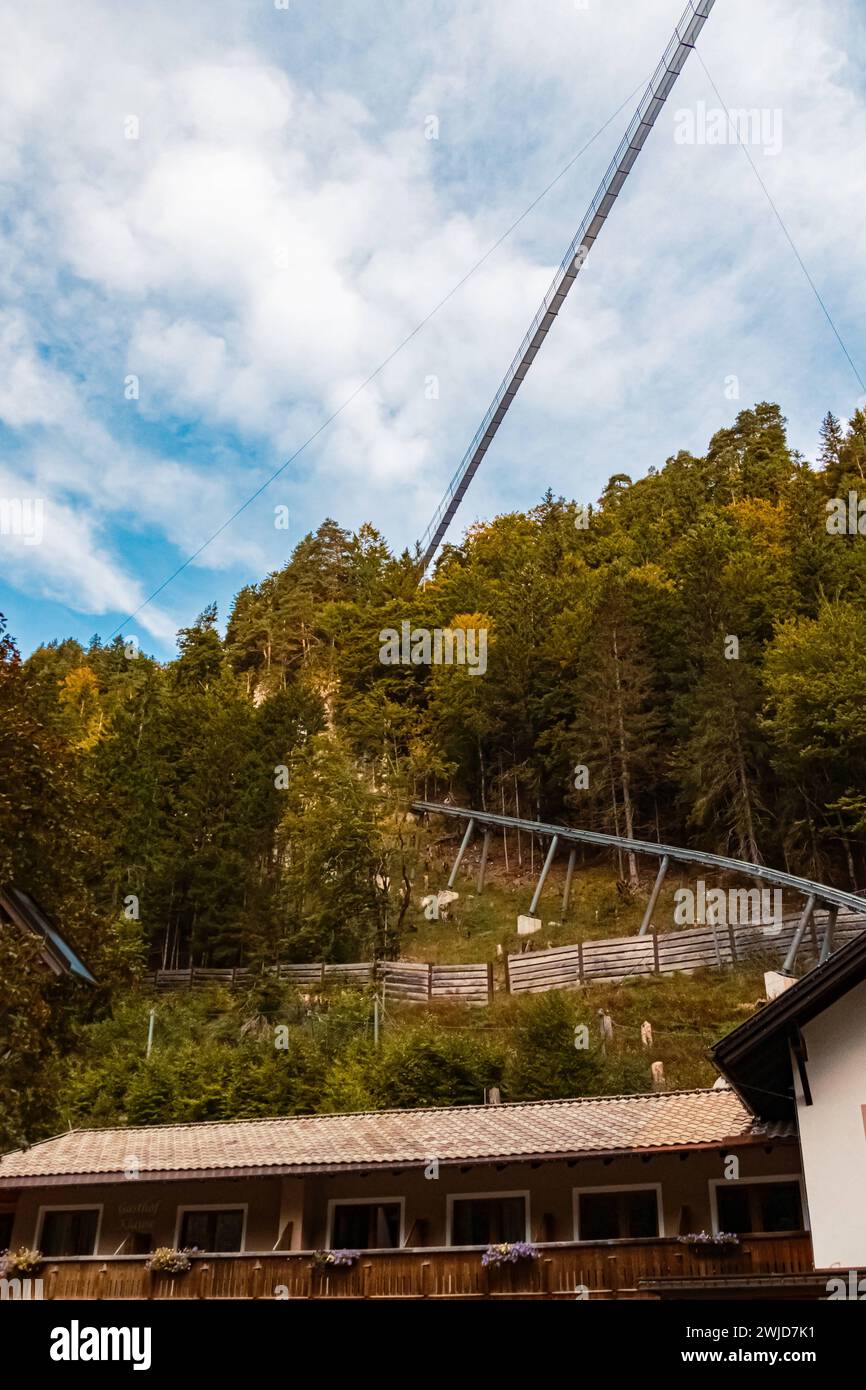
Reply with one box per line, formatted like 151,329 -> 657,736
0,1089 -> 790,1185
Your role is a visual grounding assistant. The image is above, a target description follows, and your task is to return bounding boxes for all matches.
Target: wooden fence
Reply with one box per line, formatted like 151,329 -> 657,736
149,912 -> 866,1004
33,1232 -> 815,1301
152,960 -> 493,1006
506,911 -> 866,994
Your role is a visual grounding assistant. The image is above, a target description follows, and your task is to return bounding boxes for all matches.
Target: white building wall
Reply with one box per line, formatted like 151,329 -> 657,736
794,977 -> 866,1269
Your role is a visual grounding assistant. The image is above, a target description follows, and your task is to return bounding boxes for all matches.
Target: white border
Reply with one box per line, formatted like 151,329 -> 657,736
708,1174 -> 809,1235
326,1196 -> 406,1250
445,1189 -> 531,1246
173,1203 -> 248,1252
572,1184 -> 664,1241
35,1203 -> 103,1257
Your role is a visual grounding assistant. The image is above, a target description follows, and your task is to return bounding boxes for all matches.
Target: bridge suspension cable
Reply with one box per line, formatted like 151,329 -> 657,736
415,0 -> 718,575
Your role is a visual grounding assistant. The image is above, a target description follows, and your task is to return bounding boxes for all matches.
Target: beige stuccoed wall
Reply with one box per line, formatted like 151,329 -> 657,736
10,1176 -> 284,1254
301,1141 -> 802,1247
795,977 -> 866,1269
6,1140 -> 801,1252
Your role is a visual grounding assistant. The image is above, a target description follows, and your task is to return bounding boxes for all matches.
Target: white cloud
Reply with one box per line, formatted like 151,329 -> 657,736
0,0 -> 863,645
0,460 -> 176,643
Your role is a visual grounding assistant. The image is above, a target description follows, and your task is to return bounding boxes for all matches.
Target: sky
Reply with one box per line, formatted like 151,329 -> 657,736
1,0 -> 865,659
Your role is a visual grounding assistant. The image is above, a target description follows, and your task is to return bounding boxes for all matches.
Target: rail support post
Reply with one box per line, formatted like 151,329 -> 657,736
818,904 -> 838,965
529,834 -> 559,916
638,855 -> 669,936
447,818 -> 475,888
476,829 -> 492,893
561,848 -> 576,917
782,893 -> 817,975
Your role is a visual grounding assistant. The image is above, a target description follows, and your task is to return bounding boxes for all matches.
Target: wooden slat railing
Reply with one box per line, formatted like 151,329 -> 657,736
37,1233 -> 814,1300
151,961 -> 493,1005
507,912 -> 866,993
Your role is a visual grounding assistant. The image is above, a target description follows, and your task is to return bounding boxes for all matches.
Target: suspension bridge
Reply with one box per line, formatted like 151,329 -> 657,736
415,0 -> 718,573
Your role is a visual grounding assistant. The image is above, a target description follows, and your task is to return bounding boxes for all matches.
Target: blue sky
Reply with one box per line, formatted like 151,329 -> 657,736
1,0 -> 865,659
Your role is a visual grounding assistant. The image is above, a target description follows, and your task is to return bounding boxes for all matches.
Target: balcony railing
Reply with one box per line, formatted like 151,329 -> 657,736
34,1233 -> 814,1300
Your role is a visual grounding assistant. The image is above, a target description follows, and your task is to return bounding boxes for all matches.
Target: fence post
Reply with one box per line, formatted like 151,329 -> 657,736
727,923 -> 738,965
428,963 -> 433,1000
504,953 -> 511,994
577,940 -> 584,984
487,961 -> 494,1003
652,929 -> 660,974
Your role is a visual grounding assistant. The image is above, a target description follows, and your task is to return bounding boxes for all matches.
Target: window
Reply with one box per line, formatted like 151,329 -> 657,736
0,1212 -> 14,1250
575,1187 -> 661,1241
123,1230 -> 154,1255
449,1194 -> 528,1246
39,1208 -> 100,1257
177,1208 -> 245,1252
714,1180 -> 803,1235
328,1201 -> 402,1250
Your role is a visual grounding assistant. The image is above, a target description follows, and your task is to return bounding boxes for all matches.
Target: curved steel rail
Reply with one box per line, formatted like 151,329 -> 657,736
412,800 -> 866,919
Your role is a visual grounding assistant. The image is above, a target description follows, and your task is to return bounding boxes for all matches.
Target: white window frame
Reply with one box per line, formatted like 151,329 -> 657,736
326,1196 -> 406,1250
445,1189 -> 531,1247
173,1203 -> 248,1252
573,1183 -> 664,1242
708,1174 -> 810,1235
35,1203 -> 103,1257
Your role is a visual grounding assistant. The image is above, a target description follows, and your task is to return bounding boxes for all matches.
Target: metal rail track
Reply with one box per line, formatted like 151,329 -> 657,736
412,800 -> 866,918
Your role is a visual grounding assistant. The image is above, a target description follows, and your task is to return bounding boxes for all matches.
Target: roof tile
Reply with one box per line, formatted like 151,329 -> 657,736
0,1088 -> 788,1184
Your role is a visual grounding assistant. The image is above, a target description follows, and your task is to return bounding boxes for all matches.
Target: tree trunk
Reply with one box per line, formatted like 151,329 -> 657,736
612,628 -> 639,887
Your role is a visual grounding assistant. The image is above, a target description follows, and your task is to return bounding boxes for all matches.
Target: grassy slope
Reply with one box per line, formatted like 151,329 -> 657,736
42,852 -> 787,1135
405,840 -> 799,966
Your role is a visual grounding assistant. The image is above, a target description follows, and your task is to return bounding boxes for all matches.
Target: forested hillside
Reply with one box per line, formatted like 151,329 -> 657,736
3,399 -> 866,1145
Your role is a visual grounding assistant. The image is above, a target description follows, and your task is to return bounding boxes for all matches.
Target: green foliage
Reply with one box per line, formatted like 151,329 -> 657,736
274,736 -> 388,961
504,991 -> 646,1099
35,962 -> 769,1138
0,926 -> 58,1148
5,398 -> 866,1137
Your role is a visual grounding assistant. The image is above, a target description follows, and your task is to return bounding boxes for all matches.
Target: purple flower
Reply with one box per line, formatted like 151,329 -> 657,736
482,1242 -> 538,1267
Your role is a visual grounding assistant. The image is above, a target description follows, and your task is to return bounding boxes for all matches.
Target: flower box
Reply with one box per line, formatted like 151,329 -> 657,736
481,1242 -> 539,1268
0,1247 -> 43,1278
145,1247 -> 195,1275
313,1249 -> 360,1271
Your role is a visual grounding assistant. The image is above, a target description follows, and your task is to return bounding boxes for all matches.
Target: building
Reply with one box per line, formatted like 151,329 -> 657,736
712,925 -> 866,1273
0,1087 -> 810,1299
4,930 -> 866,1300
0,886 -> 95,984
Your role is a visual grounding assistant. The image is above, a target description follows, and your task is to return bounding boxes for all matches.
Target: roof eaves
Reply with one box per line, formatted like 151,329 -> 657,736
0,1134 -> 790,1188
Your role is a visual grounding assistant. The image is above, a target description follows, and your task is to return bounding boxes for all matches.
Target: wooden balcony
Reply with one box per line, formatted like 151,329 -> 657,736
36,1232 -> 814,1300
